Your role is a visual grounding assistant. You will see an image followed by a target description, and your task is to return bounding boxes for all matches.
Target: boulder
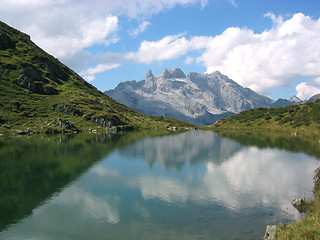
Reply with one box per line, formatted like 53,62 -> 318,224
291,198 -> 304,212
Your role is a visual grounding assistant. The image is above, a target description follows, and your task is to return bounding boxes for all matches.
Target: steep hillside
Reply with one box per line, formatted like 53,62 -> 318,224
0,21 -> 194,135
105,68 -> 273,126
207,99 -> 320,136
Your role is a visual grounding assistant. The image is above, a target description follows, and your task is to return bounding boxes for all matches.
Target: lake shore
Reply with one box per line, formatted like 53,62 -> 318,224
207,128 -> 320,240
274,167 -> 320,239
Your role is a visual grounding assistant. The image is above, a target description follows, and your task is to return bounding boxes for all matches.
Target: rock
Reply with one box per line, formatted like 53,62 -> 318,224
291,198 -> 304,212
57,105 -> 83,117
57,119 -> 78,131
92,115 -> 125,128
16,64 -> 59,95
314,168 -> 320,189
264,225 -> 277,240
0,33 -> 16,50
145,69 -> 154,79
161,68 -> 186,79
38,57 -> 69,83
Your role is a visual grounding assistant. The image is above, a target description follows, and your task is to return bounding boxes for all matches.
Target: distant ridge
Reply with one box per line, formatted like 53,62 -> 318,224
106,68 -> 274,126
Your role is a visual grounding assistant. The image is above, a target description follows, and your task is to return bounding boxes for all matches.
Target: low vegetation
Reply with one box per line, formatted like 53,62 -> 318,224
205,100 -> 320,137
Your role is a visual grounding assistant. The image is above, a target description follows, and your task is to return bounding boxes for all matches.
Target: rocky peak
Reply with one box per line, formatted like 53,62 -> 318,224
161,68 -> 186,79
289,95 -> 302,103
145,69 -> 154,79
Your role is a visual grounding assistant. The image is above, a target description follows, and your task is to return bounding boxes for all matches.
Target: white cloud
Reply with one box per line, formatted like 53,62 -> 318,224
128,33 -> 212,63
296,79 -> 320,100
0,0 -> 207,66
129,21 -> 151,37
81,63 -> 121,82
185,56 -> 194,64
196,13 -> 320,99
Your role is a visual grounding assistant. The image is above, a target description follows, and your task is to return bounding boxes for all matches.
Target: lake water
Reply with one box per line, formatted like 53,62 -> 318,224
0,130 -> 319,240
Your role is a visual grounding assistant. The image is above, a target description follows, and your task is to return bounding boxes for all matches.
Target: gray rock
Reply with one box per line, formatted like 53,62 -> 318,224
291,198 -> 304,212
264,225 -> 277,240
57,105 -> 83,117
92,115 -> 125,128
57,119 -> 78,131
16,64 -> 59,95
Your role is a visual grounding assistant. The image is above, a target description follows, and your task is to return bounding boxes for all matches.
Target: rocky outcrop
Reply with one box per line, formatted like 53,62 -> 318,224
264,225 -> 277,240
16,64 -> 60,95
56,104 -> 84,117
57,119 -> 78,131
92,115 -> 125,128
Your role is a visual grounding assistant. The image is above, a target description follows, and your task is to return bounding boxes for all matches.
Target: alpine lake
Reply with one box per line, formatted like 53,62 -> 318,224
1,130 -> 319,240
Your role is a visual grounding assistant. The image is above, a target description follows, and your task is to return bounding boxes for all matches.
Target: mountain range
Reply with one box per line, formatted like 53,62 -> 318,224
106,68 -> 274,126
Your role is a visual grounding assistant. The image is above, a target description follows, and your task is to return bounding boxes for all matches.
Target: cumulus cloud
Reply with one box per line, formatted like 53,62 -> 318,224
128,33 -> 212,63
81,63 -> 121,82
0,0 -> 206,57
128,21 -> 151,37
0,0 -> 208,81
296,78 -> 320,100
197,13 -> 320,99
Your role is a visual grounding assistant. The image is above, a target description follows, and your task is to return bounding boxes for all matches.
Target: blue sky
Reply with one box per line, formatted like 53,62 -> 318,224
1,0 -> 320,100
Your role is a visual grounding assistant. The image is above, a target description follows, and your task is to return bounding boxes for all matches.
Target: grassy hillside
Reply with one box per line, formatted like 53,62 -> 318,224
0,21 -> 195,135
205,99 -> 320,137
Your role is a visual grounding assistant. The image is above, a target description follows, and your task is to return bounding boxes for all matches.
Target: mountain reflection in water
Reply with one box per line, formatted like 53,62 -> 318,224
0,131 -> 319,240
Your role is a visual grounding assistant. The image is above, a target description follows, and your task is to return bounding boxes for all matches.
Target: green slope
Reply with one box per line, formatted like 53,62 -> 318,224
0,21 -> 195,135
205,100 -> 320,137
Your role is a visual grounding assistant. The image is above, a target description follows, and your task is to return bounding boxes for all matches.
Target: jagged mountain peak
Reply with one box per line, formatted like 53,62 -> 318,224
105,68 -> 274,126
289,95 -> 302,103
145,69 -> 154,79
160,67 -> 186,79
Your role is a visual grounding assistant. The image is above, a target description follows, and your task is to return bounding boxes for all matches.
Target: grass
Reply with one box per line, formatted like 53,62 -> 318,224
204,100 -> 320,138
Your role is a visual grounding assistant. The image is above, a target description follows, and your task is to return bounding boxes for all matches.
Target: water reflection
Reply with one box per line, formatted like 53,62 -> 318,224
120,130 -> 242,168
0,131 -> 319,240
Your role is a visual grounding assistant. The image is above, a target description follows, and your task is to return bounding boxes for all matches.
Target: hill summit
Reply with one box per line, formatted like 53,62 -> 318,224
0,22 -> 194,135
106,68 -> 274,126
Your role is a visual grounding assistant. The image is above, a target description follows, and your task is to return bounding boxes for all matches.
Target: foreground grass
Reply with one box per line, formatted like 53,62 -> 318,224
275,168 -> 320,240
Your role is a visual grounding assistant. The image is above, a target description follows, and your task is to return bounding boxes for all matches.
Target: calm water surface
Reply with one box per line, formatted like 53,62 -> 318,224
0,131 -> 319,240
